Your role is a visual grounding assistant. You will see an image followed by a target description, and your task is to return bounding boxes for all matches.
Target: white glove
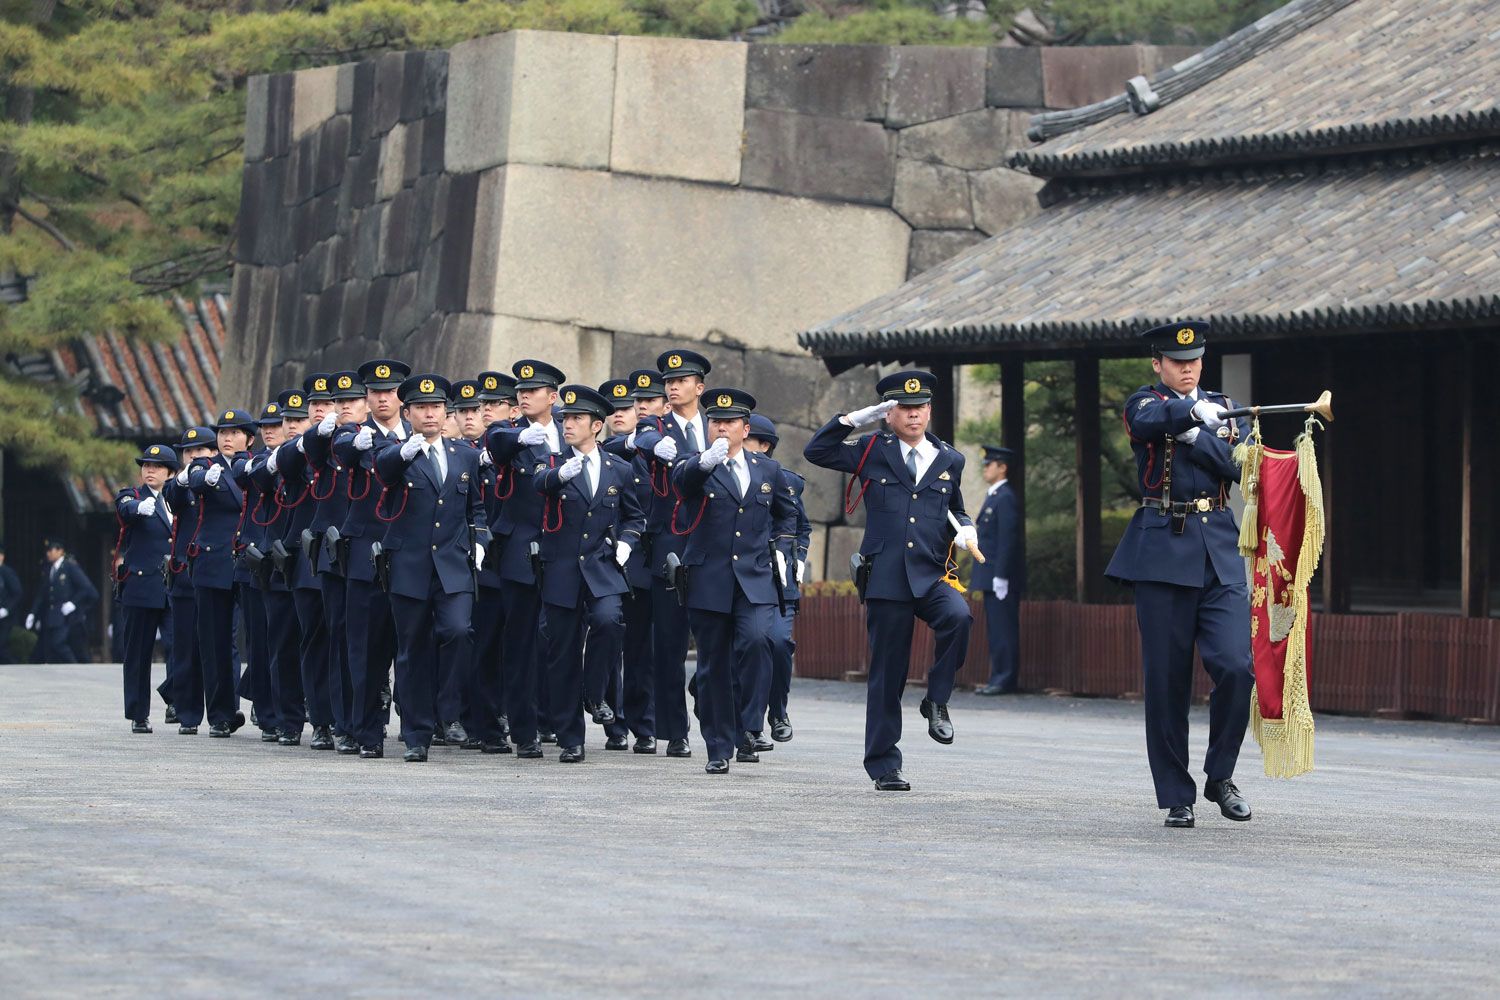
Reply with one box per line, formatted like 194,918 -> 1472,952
266,447 -> 281,474
798,559 -> 808,584
473,543 -> 485,569
518,423 -> 548,447
1192,398 -> 1224,429
844,400 -> 897,428
25,613 -> 35,630
479,448 -> 493,467
698,436 -> 729,469
399,435 -> 424,461
558,455 -> 583,482
992,577 -> 1009,601
774,550 -> 789,588
625,431 -> 637,451
0,607 -> 8,620
175,468 -> 190,486
1175,427 -> 1201,445
652,437 -> 678,462
294,435 -> 306,454
317,412 -> 338,437
137,496 -> 158,518
60,601 -> 77,617
615,541 -> 632,568
353,426 -> 375,451
955,523 -> 978,550
204,464 -> 223,486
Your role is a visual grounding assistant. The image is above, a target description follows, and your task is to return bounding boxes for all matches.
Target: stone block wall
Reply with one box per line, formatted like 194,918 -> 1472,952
226,33 -> 1191,579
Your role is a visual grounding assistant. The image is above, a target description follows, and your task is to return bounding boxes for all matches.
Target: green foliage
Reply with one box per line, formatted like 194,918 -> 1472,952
775,8 -> 998,47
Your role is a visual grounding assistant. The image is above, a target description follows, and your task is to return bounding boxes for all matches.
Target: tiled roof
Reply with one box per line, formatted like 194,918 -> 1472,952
800,153 -> 1500,368
1012,0 -> 1500,176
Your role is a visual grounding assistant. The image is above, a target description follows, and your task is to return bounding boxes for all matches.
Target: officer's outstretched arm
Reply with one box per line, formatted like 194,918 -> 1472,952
535,465 -> 568,495
1124,393 -> 1199,441
466,456 -> 491,545
485,425 -> 525,463
803,415 -> 872,473
372,442 -> 411,484
116,490 -> 143,520
618,474 -> 647,544
671,457 -> 712,497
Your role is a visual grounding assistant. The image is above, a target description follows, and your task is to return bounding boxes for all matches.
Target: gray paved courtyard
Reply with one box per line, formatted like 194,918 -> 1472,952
2,662 -> 1498,997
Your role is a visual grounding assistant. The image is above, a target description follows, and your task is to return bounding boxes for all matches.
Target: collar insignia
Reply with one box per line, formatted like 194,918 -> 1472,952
938,470 -> 952,481
607,484 -> 618,495
760,481 -> 772,493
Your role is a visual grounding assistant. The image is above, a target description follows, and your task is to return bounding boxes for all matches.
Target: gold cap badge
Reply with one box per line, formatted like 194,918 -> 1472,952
267,404 -> 278,414
612,384 -> 627,398
419,378 -> 435,394
223,410 -> 235,421
338,375 -> 353,390
904,377 -> 921,394
149,446 -> 161,455
186,429 -> 198,440
716,394 -> 733,408
289,394 -> 303,408
1176,327 -> 1195,345
667,355 -> 682,369
484,376 -> 498,390
375,364 -> 391,379
519,364 -> 535,379
461,385 -> 476,399
314,378 -> 327,392
564,390 -> 577,404
636,374 -> 651,388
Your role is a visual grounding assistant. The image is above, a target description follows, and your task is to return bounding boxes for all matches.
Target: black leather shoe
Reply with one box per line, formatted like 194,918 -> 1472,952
665,739 -> 692,758
705,759 -> 729,774
1165,805 -> 1195,828
131,720 -> 152,734
310,726 -> 335,750
431,727 -> 448,746
770,717 -> 793,742
336,735 -> 360,754
229,711 -> 246,733
260,728 -> 280,743
586,701 -> 616,725
164,704 -> 178,725
919,698 -> 954,744
604,735 -> 629,751
874,769 -> 910,791
736,734 -> 760,763
278,730 -> 302,746
178,725 -> 198,735
752,733 -> 774,752
1205,779 -> 1252,821
403,745 -> 428,762
559,745 -> 585,763
359,744 -> 384,758
462,736 -> 483,750
209,723 -> 232,738
251,707 -> 258,727
633,736 -> 657,754
975,682 -> 1016,696
445,721 -> 467,745
480,740 -> 513,754
539,730 -> 558,744
497,715 -> 510,739
516,742 -> 544,759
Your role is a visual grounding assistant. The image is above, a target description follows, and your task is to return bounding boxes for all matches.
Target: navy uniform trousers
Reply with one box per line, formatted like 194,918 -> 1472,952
265,580 -> 305,735
499,582 -> 543,746
390,581 -> 473,749
465,582 -> 508,745
194,582 -> 240,727
619,583 -> 655,740
293,575 -> 332,731
120,604 -> 165,721
167,586 -> 204,726
689,588 -> 775,762
239,583 -> 281,734
766,604 -> 796,725
863,583 -> 970,780
982,591 -> 1020,692
547,594 -> 625,749
650,576 -> 692,742
347,576 -> 397,749
1132,552 -> 1253,808
321,567 -> 354,737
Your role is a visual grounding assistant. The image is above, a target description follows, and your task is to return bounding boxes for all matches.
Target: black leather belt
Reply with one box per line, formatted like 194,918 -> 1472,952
1142,497 -> 1225,514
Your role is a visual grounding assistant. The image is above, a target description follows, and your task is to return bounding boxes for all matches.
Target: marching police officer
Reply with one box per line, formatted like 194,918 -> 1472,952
27,538 -> 97,663
533,385 -> 647,762
0,545 -> 21,664
162,426 -> 213,732
599,375 -> 654,752
975,446 -> 1023,697
1104,321 -> 1254,829
114,444 -> 178,731
672,388 -> 798,773
804,370 -> 976,791
374,374 -> 489,762
236,399 -> 285,742
744,413 -> 811,745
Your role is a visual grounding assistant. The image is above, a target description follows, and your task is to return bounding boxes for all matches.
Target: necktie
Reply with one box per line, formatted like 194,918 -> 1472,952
905,447 -> 919,481
427,443 -> 444,483
726,458 -> 743,499
581,454 -> 594,497
684,420 -> 699,453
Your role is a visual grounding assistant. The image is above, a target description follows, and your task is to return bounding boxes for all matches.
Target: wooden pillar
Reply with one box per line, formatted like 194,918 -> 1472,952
1074,357 -> 1101,603
1320,349 -> 1351,613
930,361 -> 956,444
1461,342 -> 1493,618
1001,359 -> 1027,570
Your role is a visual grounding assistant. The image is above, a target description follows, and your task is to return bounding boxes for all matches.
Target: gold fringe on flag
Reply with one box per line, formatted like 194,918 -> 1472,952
1233,417 -> 1264,558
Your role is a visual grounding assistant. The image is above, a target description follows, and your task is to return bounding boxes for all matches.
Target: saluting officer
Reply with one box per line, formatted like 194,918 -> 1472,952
235,400 -> 286,742
374,374 -> 489,762
533,385 -> 647,762
484,359 -> 566,758
334,358 -> 411,759
1104,321 -> 1254,829
183,408 -> 256,738
163,426 -> 214,732
744,414 -> 811,745
115,444 -> 178,731
27,539 -> 98,663
672,388 -> 798,773
975,446 -> 1024,697
804,371 -> 976,792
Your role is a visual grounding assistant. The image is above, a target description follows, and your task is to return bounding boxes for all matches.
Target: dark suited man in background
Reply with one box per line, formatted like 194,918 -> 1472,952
0,544 -> 22,663
976,446 -> 1024,696
28,538 -> 99,663
115,445 -> 179,732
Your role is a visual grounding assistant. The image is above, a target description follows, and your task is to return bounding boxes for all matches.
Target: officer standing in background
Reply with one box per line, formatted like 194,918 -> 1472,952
671,388 -> 797,773
533,385 -> 647,762
744,414 -> 811,745
27,539 -> 98,663
163,426 -> 214,732
976,446 -> 1024,697
114,445 -> 178,731
336,358 -> 411,759
0,544 -> 22,663
1104,321 -> 1254,829
804,371 -> 976,792
374,374 -> 489,762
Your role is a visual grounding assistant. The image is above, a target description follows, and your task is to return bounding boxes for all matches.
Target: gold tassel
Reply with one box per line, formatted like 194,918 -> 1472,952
1234,418 -> 1262,557
941,542 -> 966,594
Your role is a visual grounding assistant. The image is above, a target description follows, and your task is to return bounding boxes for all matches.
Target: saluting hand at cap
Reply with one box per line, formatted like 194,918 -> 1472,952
845,400 -> 897,429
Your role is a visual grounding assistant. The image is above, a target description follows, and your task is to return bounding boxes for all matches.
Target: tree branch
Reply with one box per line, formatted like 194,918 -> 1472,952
8,199 -> 78,251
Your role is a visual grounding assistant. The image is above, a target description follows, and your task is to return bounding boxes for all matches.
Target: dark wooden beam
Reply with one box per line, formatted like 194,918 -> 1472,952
1001,359 -> 1027,572
1320,349 -> 1351,613
1460,342 -> 1493,618
1074,357 -> 1102,603
929,361 -> 956,444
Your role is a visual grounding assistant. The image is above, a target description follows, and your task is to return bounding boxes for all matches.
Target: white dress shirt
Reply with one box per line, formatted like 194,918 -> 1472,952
986,478 -> 1008,497
672,410 -> 707,453
376,418 -> 407,441
533,418 -> 561,454
425,439 -> 447,482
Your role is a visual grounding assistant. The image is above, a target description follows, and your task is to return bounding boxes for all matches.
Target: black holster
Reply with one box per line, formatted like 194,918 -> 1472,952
270,539 -> 291,579
301,527 -> 322,573
324,526 -> 345,577
665,552 -> 687,607
370,541 -> 390,593
528,540 -> 543,590
850,552 -> 872,604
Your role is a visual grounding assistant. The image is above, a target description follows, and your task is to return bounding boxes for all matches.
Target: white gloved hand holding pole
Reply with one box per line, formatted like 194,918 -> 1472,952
1191,398 -> 1224,429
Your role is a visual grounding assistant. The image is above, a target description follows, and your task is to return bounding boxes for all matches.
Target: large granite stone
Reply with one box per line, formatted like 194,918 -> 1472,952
335,63 -> 356,115
475,165 -> 909,353
986,47 -> 1045,108
380,187 -> 416,275
446,30 -> 616,173
420,111 -> 446,174
1040,45 -> 1145,109
437,171 -> 479,311
892,158 -> 973,230
481,314 -> 614,388
372,51 -> 407,136
401,118 -> 425,187
740,109 -> 894,206
287,131 -> 317,206
338,279 -> 368,343
743,348 -> 825,427
824,525 -> 866,587
376,123 -> 407,202
885,47 -> 986,128
464,167 -> 508,314
907,229 -> 988,278
352,203 -> 384,279
315,115 -> 349,195
610,36 -> 746,185
348,61 -> 376,154
244,75 -> 270,161
969,167 -> 1045,236
896,108 -> 1013,171
363,275 -> 391,340
745,44 -> 889,121
399,51 -> 435,123
348,146 -> 379,210
293,65 -> 339,140
265,74 -> 295,159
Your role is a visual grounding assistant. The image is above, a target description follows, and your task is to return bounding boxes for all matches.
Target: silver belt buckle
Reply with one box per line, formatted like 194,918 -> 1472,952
1195,498 -> 1212,513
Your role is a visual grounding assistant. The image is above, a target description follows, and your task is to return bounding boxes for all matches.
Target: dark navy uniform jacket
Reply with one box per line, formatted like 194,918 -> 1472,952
779,469 -> 813,603
670,451 -> 798,614
266,435 -> 323,590
31,557 -> 99,628
533,444 -> 647,607
484,418 -> 562,587
459,433 -> 508,589
246,451 -> 294,592
332,417 -> 408,585
373,437 -> 490,601
804,420 -> 973,603
304,427 -> 351,574
631,414 -> 703,579
185,453 -> 247,591
602,432 -> 658,591
115,487 -> 173,609
162,478 -> 198,598
1104,384 -> 1249,589
977,481 -> 1024,593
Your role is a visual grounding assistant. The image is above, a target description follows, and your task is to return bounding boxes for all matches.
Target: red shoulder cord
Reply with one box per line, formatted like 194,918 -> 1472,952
645,417 -> 670,498
541,454 -> 564,534
250,486 -> 278,526
232,487 -> 250,555
1128,389 -> 1172,495
186,495 -> 206,558
842,435 -> 881,515
373,467 -> 409,523
111,487 -> 144,582
347,464 -> 372,501
310,465 -> 339,501
277,476 -> 312,509
166,494 -> 186,575
493,463 -> 515,500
